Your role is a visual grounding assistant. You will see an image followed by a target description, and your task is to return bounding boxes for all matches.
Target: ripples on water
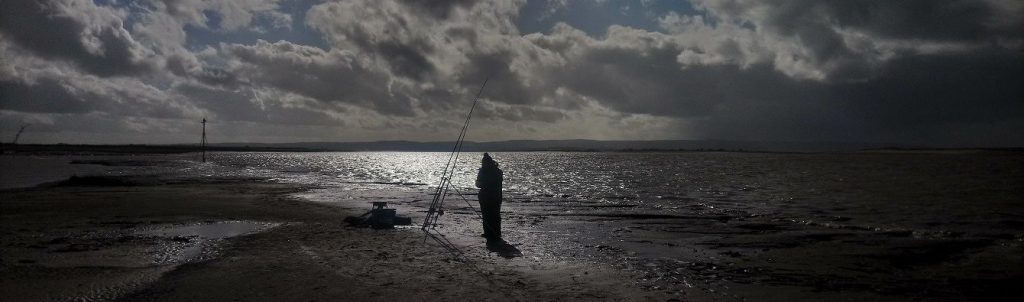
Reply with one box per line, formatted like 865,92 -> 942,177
206,151 -> 1024,235
34,151 -> 1019,299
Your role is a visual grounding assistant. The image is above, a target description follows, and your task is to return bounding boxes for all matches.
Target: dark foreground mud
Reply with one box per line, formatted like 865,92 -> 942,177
0,177 -> 657,301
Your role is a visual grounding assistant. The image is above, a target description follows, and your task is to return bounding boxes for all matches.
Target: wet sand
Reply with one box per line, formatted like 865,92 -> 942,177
4,156 -> 1023,301
303,180 -> 1024,301
0,176 -> 660,301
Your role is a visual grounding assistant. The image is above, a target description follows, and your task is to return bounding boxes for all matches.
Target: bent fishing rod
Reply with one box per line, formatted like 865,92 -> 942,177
422,75 -> 491,231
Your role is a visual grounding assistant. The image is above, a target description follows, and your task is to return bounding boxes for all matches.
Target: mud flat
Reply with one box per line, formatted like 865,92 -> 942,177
0,176 -> 659,301
6,152 -> 1022,301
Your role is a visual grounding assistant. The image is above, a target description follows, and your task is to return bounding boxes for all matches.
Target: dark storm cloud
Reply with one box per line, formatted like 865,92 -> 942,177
221,40 -> 416,116
692,0 -> 1024,81
0,0 -> 154,77
835,48 -> 1024,128
173,83 -> 268,123
189,0 -> 1024,145
0,75 -> 196,120
475,102 -> 566,123
0,79 -> 94,114
458,51 -> 539,105
374,40 -> 437,80
770,0 -> 1019,42
304,1 -> 446,80
677,0 -> 1023,144
300,0 -> 544,117
677,48 -> 1024,143
1,0 -> 1022,145
557,45 -> 722,117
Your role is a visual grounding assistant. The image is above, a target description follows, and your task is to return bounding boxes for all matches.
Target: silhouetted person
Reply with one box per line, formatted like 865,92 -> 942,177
476,153 -> 503,240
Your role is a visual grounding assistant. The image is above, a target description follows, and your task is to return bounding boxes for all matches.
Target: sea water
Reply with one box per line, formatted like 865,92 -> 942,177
12,151 -> 1020,299
204,151 -> 1024,299
205,151 -> 1024,236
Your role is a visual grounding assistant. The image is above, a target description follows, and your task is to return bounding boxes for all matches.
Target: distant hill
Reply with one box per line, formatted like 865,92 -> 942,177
0,143 -> 314,155
212,139 -> 884,153
6,140 -> 1019,154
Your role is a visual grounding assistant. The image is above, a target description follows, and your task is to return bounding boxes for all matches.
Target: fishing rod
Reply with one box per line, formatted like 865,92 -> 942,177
417,77 -> 522,295
422,75 -> 491,230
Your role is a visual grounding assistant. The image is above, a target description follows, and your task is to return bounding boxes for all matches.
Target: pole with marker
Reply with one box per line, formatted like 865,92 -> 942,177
201,118 -> 207,163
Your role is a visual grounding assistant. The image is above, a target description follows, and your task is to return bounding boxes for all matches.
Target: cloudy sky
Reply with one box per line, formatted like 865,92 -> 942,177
1,0 -> 1021,146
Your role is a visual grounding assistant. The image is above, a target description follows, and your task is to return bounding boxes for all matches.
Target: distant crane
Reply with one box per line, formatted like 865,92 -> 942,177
200,118 -> 207,162
11,124 -> 27,144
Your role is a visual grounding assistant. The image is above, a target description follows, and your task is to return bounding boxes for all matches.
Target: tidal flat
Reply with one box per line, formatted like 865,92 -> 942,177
2,151 -> 1023,301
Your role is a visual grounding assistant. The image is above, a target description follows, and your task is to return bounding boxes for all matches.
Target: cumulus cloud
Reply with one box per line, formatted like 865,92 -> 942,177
219,39 -> 414,115
0,0 -> 155,76
0,0 -> 1021,146
689,0 -> 1024,81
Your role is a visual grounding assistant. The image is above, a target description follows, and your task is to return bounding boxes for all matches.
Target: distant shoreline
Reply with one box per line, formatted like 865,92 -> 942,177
0,143 -> 321,155
2,143 -> 1022,155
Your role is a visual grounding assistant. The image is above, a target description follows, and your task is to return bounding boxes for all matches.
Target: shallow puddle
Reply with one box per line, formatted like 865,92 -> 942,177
138,221 -> 280,264
3,221 -> 281,302
138,221 -> 279,239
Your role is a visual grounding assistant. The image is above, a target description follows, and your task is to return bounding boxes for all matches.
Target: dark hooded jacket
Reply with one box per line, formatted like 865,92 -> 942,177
476,154 -> 503,195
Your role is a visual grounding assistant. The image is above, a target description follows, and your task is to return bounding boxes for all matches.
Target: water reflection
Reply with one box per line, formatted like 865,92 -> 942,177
207,151 -> 1024,234
200,151 -> 1023,300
